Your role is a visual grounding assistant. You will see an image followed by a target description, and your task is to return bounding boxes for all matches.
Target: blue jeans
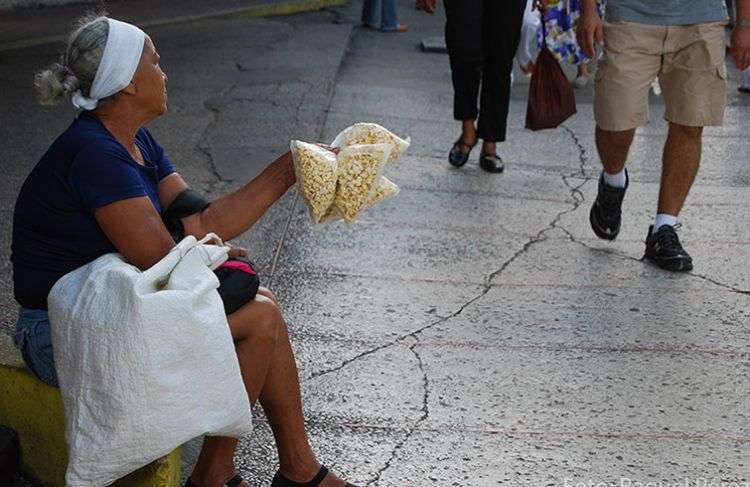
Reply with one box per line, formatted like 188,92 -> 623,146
13,307 -> 58,387
361,0 -> 399,31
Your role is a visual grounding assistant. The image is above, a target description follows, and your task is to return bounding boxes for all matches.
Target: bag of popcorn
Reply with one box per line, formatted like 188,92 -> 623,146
365,176 -> 399,209
290,140 -> 338,224
334,143 -> 391,223
331,123 -> 410,164
323,176 -> 399,223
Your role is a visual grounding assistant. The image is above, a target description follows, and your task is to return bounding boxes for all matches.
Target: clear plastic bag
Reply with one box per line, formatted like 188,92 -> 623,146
331,123 -> 410,164
365,176 -> 399,209
290,140 -> 338,223
333,143 -> 391,223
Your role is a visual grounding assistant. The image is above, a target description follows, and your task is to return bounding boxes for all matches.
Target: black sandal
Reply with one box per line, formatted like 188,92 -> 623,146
448,137 -> 477,167
479,153 -> 505,173
271,465 -> 359,487
185,474 -> 247,487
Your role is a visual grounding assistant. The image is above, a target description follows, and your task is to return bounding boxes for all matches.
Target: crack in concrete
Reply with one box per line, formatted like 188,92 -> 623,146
308,130 -> 592,382
197,82 -> 240,183
365,342 -> 430,486
308,124 -> 599,383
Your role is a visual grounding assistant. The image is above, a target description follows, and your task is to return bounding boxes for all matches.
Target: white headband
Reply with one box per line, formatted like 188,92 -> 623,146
71,18 -> 146,111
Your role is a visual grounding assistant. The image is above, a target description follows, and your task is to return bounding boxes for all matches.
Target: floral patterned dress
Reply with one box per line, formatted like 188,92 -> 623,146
538,0 -> 605,66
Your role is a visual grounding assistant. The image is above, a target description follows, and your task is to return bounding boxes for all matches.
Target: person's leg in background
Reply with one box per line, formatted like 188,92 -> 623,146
381,0 -> 408,32
740,66 -> 750,92
361,0 -> 382,30
444,0 -> 483,167
574,61 -> 590,88
476,0 -> 526,173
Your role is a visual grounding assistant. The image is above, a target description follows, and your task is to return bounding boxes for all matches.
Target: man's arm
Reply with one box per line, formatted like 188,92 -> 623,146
577,0 -> 604,59
731,0 -> 750,70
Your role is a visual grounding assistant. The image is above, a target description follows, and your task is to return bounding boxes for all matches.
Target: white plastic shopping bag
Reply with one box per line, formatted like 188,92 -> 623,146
48,234 -> 252,487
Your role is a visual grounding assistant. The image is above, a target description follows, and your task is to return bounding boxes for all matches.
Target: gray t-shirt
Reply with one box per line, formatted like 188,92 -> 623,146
606,0 -> 728,25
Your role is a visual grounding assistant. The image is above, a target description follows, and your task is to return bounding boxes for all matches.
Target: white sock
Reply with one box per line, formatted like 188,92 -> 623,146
602,169 -> 626,188
741,67 -> 750,89
653,214 -> 677,234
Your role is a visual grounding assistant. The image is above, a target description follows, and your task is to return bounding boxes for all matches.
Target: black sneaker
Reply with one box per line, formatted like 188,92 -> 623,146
644,224 -> 693,272
589,170 -> 628,240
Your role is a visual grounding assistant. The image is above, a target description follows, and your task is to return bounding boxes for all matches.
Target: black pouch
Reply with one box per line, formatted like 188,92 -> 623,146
0,425 -> 19,486
162,189 -> 260,314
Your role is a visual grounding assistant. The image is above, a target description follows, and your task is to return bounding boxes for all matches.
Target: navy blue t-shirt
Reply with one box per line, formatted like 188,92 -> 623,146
11,112 -> 176,310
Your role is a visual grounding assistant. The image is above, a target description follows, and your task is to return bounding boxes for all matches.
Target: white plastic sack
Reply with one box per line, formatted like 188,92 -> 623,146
516,0 -> 541,70
48,234 -> 252,487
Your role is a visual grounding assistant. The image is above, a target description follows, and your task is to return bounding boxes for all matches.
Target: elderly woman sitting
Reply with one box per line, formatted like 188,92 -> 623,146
11,14 -> 357,487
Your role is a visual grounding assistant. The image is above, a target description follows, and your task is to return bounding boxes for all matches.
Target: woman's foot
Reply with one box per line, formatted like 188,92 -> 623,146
519,61 -> 534,76
388,24 -> 408,33
479,152 -> 505,173
448,136 -> 477,167
273,465 -> 356,487
739,86 -> 750,94
187,470 -> 251,487
572,75 -> 589,89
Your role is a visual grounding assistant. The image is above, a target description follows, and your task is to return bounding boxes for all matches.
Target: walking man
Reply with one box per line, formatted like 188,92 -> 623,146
579,0 -> 750,271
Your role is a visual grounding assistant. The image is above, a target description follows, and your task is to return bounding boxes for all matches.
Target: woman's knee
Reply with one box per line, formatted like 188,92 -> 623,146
229,295 -> 284,345
256,286 -> 278,305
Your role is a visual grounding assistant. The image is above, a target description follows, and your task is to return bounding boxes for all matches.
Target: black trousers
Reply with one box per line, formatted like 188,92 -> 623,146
444,0 -> 526,142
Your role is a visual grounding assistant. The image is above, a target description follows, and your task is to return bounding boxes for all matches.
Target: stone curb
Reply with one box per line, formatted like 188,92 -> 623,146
0,0 -> 348,52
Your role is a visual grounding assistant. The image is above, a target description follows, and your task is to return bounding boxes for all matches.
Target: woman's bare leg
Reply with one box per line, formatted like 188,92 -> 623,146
190,289 -> 346,487
459,119 -> 478,153
188,294 -> 280,487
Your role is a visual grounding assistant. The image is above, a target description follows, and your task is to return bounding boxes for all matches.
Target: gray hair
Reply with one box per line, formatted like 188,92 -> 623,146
34,13 -> 112,106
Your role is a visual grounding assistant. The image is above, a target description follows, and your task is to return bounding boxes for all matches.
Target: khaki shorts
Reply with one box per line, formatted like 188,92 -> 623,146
594,21 -> 727,131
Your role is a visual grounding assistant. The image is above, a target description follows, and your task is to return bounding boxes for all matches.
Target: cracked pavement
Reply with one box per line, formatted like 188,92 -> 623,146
1,1 -> 748,485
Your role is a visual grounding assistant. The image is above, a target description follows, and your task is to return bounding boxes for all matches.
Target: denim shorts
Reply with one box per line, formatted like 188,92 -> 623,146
13,307 -> 59,387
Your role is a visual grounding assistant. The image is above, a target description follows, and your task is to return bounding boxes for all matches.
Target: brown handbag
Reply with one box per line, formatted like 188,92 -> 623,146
525,12 -> 577,131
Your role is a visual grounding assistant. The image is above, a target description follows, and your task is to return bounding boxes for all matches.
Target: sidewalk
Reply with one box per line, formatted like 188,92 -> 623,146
0,0 -> 346,51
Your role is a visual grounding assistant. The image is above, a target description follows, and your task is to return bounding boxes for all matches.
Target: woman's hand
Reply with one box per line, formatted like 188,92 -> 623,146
416,0 -> 436,14
532,0 -> 548,13
315,143 -> 340,155
730,24 -> 750,71
227,243 -> 249,259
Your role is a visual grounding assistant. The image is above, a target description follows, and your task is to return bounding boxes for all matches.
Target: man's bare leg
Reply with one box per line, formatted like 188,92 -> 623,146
589,126 -> 635,240
596,126 -> 635,174
657,123 -> 702,218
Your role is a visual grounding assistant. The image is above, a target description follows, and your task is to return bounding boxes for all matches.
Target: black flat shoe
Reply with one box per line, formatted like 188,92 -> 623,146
271,465 -> 360,487
479,153 -> 504,173
185,474 -> 247,487
448,137 -> 477,167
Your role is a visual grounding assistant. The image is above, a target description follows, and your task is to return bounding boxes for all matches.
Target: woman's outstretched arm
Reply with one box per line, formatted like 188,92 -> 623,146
159,151 -> 296,242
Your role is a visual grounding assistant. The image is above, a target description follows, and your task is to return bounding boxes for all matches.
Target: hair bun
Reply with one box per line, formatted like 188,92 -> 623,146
35,62 -> 80,106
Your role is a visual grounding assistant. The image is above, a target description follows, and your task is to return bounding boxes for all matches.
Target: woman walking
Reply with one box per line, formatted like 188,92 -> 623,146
441,0 -> 527,173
